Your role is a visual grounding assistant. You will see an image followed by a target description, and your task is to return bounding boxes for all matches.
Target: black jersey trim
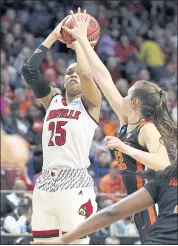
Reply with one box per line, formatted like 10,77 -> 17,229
137,120 -> 153,133
49,93 -> 59,106
81,98 -> 99,126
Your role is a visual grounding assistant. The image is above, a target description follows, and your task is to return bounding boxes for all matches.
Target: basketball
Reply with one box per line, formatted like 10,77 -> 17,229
61,13 -> 100,45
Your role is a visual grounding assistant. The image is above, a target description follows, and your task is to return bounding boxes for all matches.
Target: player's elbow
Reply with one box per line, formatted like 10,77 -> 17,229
21,63 -> 30,75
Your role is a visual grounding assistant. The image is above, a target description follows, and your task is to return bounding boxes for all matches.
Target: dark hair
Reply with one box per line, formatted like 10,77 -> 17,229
140,161 -> 177,182
131,80 -> 177,160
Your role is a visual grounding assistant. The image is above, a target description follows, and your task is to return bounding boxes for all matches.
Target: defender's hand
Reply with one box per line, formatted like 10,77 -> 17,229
62,8 -> 89,41
104,136 -> 127,152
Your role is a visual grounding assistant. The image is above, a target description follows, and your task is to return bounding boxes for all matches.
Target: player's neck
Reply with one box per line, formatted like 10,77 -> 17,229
127,112 -> 144,132
66,94 -> 82,105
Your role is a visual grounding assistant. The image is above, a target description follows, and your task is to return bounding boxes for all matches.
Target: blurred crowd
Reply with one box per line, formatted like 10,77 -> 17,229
0,0 -> 177,241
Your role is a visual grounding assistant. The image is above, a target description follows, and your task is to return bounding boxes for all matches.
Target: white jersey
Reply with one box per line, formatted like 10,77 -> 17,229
42,94 -> 98,170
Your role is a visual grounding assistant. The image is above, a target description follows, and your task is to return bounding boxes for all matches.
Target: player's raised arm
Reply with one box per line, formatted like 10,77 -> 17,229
63,9 -> 127,127
21,18 -> 67,110
31,186 -> 154,244
72,40 -> 101,122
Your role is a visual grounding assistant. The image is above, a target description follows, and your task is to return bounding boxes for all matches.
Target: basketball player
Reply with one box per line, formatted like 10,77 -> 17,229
21,17 -> 102,243
31,164 -> 178,245
1,128 -> 29,168
60,9 -> 176,243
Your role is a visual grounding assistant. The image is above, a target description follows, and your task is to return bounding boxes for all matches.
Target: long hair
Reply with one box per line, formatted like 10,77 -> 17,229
140,161 -> 177,182
131,80 -> 177,161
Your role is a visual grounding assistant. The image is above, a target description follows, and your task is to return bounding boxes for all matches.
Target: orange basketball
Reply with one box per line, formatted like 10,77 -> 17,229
61,13 -> 100,45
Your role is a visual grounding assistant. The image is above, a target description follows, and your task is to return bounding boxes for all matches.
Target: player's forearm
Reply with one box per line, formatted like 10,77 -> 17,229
78,37 -> 123,115
74,41 -> 92,77
74,41 -> 101,107
62,187 -> 153,244
123,145 -> 170,170
42,33 -> 57,49
62,206 -> 121,244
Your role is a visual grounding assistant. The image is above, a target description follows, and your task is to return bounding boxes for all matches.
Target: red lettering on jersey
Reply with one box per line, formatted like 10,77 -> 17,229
169,178 -> 178,186
68,110 -> 74,118
61,109 -> 69,118
47,109 -> 81,121
73,111 -> 81,120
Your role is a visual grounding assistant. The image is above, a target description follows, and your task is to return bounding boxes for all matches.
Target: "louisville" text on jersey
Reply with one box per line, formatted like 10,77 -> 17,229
47,109 -> 81,121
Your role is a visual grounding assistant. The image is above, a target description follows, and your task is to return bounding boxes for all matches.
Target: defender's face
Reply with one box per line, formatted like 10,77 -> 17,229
122,86 -> 134,117
64,63 -> 82,96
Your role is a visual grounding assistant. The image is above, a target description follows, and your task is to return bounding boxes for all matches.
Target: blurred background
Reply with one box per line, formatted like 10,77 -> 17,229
0,0 -> 177,244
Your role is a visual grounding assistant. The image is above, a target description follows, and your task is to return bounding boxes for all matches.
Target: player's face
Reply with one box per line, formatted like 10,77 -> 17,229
64,63 -> 82,96
122,86 -> 135,117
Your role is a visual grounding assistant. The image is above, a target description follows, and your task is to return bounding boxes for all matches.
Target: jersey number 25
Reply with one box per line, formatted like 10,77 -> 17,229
48,121 -> 68,146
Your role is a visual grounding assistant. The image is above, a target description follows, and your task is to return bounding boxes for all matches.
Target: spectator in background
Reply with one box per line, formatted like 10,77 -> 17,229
18,166 -> 34,191
90,126 -> 105,155
13,46 -> 32,75
3,197 -> 32,234
8,103 -> 30,137
99,161 -> 126,206
1,179 -> 27,218
106,56 -> 121,83
137,35 -> 165,82
115,78 -> 129,97
13,88 -> 32,114
115,35 -> 136,64
55,58 -> 67,76
105,236 -> 121,245
94,151 -> 112,176
1,167 -> 18,190
131,68 -> 151,85
1,49 -> 17,88
103,113 -> 120,136
96,31 -> 115,61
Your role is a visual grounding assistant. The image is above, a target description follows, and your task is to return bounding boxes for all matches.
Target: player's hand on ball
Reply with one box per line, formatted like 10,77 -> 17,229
30,238 -> 64,245
51,16 -> 69,43
62,7 -> 89,41
104,136 -> 127,152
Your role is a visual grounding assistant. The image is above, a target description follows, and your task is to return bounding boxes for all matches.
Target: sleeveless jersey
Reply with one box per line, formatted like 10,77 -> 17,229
113,120 -> 152,195
42,94 -> 98,170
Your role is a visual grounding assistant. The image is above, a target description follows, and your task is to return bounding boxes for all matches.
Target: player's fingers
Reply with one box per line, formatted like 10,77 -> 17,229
90,41 -> 97,47
61,16 -> 69,24
78,7 -> 81,21
70,10 -> 78,26
78,7 -> 81,14
83,9 -> 87,21
104,136 -> 115,143
62,26 -> 74,36
86,13 -> 90,24
106,143 -> 116,150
